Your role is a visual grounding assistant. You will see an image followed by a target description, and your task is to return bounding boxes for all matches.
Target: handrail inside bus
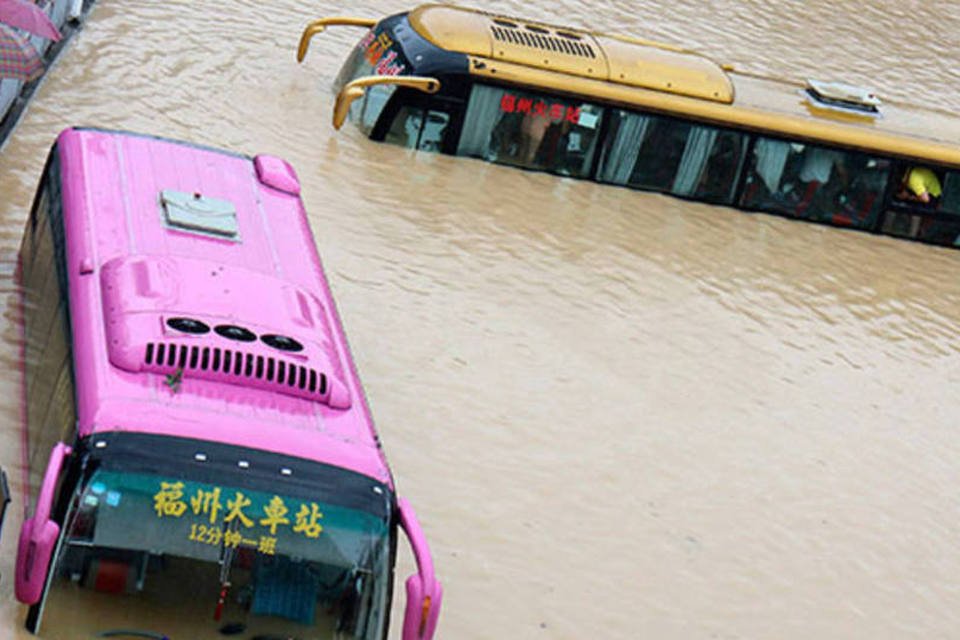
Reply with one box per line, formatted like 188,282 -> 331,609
333,75 -> 441,130
297,17 -> 378,63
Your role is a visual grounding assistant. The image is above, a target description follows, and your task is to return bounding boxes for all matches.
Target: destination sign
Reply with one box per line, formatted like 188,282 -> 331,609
153,480 -> 324,556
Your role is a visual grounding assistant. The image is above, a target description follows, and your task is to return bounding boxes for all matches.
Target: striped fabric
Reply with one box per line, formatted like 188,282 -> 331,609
0,23 -> 42,81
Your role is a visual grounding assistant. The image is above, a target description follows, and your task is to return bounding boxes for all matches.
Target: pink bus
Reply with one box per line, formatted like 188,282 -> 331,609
14,128 -> 441,640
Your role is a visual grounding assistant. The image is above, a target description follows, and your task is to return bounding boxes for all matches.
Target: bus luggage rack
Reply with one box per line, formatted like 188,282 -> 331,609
143,341 -> 350,408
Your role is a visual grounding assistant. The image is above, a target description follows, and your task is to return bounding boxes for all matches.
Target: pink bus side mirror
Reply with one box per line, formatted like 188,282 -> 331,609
16,443 -> 71,604
398,498 -> 442,640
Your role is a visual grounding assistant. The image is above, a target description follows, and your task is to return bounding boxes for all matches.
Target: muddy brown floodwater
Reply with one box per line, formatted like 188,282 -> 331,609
0,1 -> 959,638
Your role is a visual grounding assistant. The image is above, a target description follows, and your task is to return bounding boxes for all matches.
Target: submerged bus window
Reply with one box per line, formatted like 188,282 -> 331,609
355,85 -> 397,136
386,106 -> 424,147
334,32 -> 400,136
939,170 -> 960,214
456,84 -> 603,178
598,111 -> 747,204
386,106 -> 451,151
740,138 -> 890,229
881,168 -> 960,246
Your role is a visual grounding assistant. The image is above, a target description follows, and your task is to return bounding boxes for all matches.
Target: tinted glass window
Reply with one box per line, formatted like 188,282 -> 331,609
420,110 -> 451,152
939,170 -> 960,214
335,29 -> 407,136
740,138 -> 891,228
41,468 -> 392,639
881,166 -> 960,246
355,85 -> 397,137
457,84 -> 603,178
385,107 -> 452,151
386,105 -> 424,148
598,110 -> 747,204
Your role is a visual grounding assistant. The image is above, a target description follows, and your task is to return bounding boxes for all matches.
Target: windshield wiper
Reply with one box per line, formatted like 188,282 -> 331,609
214,519 -> 240,622
97,630 -> 169,640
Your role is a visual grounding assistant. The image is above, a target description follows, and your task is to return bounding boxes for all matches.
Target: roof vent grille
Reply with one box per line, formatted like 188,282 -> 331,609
491,25 -> 596,59
144,341 -> 333,402
804,79 -> 881,117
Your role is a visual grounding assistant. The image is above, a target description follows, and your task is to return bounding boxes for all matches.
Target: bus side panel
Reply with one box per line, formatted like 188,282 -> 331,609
19,148 -> 77,516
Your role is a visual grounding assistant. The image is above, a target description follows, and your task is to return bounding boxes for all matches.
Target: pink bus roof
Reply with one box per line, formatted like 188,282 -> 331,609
55,128 -> 393,486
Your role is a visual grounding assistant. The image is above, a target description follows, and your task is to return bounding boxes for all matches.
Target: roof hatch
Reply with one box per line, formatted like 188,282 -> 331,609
161,190 -> 240,240
804,79 -> 881,118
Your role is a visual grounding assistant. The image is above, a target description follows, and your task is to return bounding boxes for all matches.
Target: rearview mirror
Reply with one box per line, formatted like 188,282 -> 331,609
398,498 -> 442,640
333,87 -> 367,130
331,76 -> 442,131
0,468 -> 9,583
0,467 -> 10,534
296,17 -> 377,63
16,443 -> 71,604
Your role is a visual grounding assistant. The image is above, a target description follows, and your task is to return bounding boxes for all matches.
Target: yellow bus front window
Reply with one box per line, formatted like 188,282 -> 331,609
333,28 -> 406,135
457,84 -> 604,178
385,107 -> 452,151
356,85 -> 397,135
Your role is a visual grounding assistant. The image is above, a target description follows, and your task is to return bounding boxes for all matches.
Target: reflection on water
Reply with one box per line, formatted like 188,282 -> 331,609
0,1 -> 959,638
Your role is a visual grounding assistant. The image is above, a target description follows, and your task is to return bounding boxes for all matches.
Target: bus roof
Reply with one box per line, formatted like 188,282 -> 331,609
56,128 -> 392,486
405,4 -> 960,167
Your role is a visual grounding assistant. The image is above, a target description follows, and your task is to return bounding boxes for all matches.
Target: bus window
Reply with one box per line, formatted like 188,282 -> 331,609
740,138 -> 890,229
456,84 -> 603,178
43,459 -> 392,640
386,105 -> 424,147
333,29 -> 402,136
882,167 -> 960,246
598,111 -> 746,204
928,171 -> 960,246
420,111 -> 451,152
385,106 -> 451,151
688,129 -> 748,203
356,85 -> 397,136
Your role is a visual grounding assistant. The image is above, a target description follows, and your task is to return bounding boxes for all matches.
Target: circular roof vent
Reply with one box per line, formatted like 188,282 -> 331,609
261,334 -> 304,353
214,324 -> 257,342
166,317 -> 210,334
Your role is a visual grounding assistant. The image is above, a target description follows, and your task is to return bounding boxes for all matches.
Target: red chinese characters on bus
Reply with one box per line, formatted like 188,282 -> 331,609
358,30 -> 406,76
500,93 -> 581,123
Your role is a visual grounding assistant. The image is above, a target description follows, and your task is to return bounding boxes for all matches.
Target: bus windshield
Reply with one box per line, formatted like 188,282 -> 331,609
334,26 -> 411,136
40,463 -> 392,639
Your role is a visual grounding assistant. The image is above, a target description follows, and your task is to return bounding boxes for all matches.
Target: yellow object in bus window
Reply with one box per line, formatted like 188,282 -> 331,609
905,166 -> 942,202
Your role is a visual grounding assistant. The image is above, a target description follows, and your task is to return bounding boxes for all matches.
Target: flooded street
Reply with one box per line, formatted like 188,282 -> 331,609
1,0 -> 959,638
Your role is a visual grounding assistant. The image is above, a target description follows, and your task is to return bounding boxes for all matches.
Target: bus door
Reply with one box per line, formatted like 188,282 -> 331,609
374,89 -> 465,154
879,164 -> 960,247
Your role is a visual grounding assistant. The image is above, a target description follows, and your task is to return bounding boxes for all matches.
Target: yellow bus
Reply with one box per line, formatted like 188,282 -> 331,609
299,4 -> 960,249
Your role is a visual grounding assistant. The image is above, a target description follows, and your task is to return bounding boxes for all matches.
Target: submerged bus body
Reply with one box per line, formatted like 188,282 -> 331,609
15,128 -> 441,640
299,4 -> 960,249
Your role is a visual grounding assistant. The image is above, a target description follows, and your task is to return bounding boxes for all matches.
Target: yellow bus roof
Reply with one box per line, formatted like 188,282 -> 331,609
407,4 -> 960,167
